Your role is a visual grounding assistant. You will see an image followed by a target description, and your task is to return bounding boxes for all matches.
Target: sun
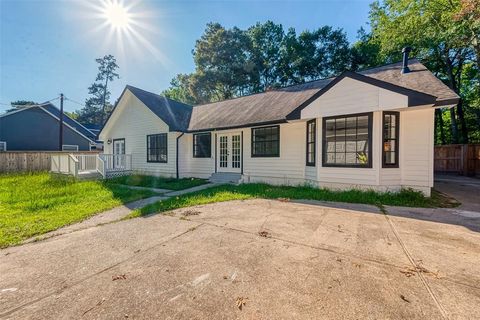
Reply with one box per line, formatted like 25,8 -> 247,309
103,1 -> 131,29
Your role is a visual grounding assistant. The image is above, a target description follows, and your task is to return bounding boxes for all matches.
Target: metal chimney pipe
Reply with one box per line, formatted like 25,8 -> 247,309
401,47 -> 412,74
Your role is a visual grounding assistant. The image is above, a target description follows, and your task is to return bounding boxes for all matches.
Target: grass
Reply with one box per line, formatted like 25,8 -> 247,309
0,172 -> 157,248
107,174 -> 208,191
129,183 -> 447,219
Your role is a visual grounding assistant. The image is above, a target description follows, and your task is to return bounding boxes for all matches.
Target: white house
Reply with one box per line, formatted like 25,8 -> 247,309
99,55 -> 459,196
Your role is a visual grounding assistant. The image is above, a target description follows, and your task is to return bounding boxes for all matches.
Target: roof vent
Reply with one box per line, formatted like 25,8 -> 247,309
401,46 -> 412,74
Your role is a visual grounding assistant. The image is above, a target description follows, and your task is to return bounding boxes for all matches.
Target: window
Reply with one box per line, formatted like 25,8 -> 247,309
383,112 -> 399,168
193,133 -> 211,158
62,145 -> 79,151
306,119 -> 316,166
322,113 -> 372,167
147,134 -> 167,163
251,125 -> 280,157
0,141 -> 6,152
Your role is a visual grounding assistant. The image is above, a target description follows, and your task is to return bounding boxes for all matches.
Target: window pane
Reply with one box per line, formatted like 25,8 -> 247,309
323,114 -> 371,167
252,126 -> 279,157
383,112 -> 399,167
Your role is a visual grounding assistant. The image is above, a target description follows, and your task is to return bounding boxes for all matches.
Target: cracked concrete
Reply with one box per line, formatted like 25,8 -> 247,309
1,199 -> 479,319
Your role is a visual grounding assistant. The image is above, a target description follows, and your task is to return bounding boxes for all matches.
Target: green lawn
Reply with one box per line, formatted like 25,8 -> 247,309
129,183 -> 449,218
107,174 -> 208,191
0,172 -> 156,248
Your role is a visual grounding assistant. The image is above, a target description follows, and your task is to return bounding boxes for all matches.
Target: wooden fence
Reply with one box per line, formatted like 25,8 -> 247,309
0,151 -> 100,173
434,144 -> 480,176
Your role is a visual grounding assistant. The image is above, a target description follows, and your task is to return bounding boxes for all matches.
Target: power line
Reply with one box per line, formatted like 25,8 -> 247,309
64,97 -> 86,108
0,97 -> 60,109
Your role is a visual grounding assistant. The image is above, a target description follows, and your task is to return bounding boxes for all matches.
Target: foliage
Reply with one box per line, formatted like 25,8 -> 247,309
366,0 -> 479,143
75,55 -> 119,126
0,172 -> 156,247
162,21 -> 351,104
6,100 -> 38,113
129,183 -> 446,219
107,174 -> 208,191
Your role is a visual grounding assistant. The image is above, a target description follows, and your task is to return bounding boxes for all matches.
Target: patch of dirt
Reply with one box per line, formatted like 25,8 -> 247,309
277,198 -> 290,202
182,210 -> 201,216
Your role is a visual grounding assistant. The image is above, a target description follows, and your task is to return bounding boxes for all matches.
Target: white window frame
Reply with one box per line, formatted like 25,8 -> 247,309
62,144 -> 79,151
0,141 -> 6,151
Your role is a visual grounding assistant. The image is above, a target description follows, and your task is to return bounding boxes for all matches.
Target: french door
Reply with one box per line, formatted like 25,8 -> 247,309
113,138 -> 125,168
217,133 -> 241,173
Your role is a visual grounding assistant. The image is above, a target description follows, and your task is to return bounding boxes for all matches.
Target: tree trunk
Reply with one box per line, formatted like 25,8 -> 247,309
456,99 -> 469,143
450,107 -> 459,144
436,109 -> 446,145
101,78 -> 108,125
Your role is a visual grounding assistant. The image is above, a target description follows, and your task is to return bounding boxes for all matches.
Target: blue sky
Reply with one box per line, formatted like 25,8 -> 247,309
0,0 -> 372,113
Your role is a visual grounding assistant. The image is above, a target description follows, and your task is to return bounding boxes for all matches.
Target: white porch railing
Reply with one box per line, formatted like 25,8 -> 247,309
100,154 -> 132,173
51,153 -> 78,176
50,153 -> 131,179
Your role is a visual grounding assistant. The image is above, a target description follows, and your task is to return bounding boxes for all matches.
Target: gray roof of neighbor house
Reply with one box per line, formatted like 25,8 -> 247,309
42,103 -> 97,140
125,85 -> 193,132
119,59 -> 459,133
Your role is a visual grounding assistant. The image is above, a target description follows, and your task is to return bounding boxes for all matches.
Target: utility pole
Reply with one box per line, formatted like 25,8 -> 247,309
59,93 -> 64,151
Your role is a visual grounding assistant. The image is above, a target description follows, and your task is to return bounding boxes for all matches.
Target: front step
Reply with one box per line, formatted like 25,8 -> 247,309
77,170 -> 103,180
209,172 -> 242,184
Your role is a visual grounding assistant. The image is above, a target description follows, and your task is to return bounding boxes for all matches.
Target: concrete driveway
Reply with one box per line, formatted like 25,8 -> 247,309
1,199 -> 479,319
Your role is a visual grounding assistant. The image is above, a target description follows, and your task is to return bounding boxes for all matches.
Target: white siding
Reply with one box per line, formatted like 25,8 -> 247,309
242,122 -> 305,185
400,108 -> 434,194
301,77 -> 408,119
178,133 -> 215,179
100,90 -> 178,177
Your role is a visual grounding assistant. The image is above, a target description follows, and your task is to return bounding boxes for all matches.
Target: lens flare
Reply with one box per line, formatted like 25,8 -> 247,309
103,1 -> 131,29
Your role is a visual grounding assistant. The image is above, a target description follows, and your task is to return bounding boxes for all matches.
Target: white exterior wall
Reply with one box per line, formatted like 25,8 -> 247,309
100,90 -> 178,177
178,133 -> 215,179
101,80 -> 435,196
399,108 -> 435,194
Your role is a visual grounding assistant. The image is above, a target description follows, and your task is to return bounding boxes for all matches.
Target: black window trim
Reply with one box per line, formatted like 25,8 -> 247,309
192,132 -> 212,158
382,111 -> 400,168
146,133 -> 168,163
322,112 -> 373,168
306,119 -> 316,166
251,125 -> 280,158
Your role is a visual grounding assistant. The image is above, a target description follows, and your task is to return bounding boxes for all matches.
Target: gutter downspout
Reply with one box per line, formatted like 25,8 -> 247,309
176,133 -> 185,179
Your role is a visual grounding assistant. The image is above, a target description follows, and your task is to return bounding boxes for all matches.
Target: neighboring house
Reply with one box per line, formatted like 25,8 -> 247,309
0,103 -> 97,151
99,54 -> 459,196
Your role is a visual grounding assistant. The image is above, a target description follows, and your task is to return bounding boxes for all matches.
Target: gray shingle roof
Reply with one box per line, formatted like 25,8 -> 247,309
123,59 -> 458,133
126,85 -> 193,132
188,59 -> 458,131
360,59 -> 459,103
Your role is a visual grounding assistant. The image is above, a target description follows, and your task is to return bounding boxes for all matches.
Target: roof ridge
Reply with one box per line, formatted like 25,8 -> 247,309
193,59 -> 421,108
126,85 -> 194,109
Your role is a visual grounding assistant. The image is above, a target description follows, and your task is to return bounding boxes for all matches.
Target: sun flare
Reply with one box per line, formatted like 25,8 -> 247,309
103,1 -> 131,29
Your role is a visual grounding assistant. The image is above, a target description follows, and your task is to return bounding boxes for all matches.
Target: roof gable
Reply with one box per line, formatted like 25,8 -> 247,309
125,86 -> 193,132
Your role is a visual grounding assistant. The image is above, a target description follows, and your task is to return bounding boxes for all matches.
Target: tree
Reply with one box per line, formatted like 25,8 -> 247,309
350,28 -> 384,71
247,21 -> 285,91
6,100 -> 37,113
368,0 -> 478,143
163,22 -> 352,104
76,55 -> 119,126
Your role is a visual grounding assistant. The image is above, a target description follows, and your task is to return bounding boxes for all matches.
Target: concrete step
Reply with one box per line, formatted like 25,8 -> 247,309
209,172 -> 242,184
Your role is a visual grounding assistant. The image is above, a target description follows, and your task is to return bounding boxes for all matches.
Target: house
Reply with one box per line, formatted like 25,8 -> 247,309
0,103 -> 97,151
99,53 -> 459,196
